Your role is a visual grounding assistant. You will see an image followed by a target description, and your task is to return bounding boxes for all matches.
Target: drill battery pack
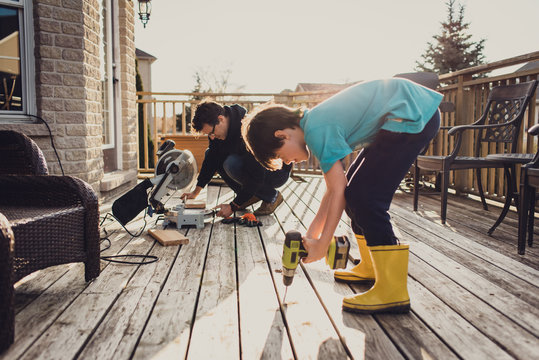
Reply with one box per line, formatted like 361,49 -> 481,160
325,235 -> 350,269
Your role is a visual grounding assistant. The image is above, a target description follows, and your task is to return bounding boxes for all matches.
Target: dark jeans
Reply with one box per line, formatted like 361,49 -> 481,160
344,111 -> 440,246
220,154 -> 291,203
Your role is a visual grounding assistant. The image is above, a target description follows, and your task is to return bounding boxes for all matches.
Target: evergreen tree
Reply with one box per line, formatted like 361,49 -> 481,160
416,0 -> 486,75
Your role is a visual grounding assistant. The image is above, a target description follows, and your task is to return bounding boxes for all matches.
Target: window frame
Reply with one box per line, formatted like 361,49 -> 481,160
0,0 -> 36,121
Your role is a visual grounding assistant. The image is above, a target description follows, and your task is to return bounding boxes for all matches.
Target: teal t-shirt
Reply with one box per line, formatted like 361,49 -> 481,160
300,78 -> 443,173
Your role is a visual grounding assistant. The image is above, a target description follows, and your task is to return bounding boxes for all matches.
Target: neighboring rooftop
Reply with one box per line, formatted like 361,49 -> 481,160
135,48 -> 157,62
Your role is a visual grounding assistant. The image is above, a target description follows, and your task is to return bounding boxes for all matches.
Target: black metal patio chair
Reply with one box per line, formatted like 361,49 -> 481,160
0,130 -> 100,352
413,80 -> 538,224
518,124 -> 539,255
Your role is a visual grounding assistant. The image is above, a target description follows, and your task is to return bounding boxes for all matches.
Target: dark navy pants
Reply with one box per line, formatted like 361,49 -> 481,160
344,111 -> 440,246
220,154 -> 291,203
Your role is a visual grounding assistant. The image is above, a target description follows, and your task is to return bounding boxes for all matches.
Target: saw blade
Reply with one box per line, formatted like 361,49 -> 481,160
154,149 -> 197,192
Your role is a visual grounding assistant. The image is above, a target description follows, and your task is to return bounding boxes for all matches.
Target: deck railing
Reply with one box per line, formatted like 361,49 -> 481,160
136,51 -> 539,202
136,90 -> 339,175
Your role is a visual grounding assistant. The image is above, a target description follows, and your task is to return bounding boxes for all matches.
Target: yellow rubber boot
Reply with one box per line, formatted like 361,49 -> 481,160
342,244 -> 410,314
334,235 -> 375,283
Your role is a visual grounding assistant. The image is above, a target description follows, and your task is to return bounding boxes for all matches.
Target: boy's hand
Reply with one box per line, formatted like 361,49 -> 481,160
214,203 -> 233,218
302,236 -> 327,263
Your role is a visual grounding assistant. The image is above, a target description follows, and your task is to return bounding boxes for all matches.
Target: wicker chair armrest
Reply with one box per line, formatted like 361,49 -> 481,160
528,124 -> 539,136
0,176 -> 100,282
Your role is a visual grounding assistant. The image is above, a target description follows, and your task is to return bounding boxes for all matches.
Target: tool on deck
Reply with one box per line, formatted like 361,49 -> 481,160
112,140 -> 212,229
221,213 -> 263,227
281,230 -> 350,302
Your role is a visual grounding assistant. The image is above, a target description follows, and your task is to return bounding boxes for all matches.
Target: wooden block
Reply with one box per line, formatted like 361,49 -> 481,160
185,199 -> 206,209
148,228 -> 189,246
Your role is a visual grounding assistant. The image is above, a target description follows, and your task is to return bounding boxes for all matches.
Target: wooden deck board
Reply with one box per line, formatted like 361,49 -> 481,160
2,175 -> 538,360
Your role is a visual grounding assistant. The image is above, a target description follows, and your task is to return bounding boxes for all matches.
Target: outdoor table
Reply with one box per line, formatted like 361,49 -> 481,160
485,153 -> 534,234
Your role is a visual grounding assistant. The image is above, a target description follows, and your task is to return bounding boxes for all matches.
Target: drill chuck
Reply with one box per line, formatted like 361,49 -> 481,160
282,268 -> 296,286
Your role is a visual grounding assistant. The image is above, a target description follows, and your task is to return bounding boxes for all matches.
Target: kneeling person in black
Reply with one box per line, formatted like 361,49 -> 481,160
181,101 -> 291,218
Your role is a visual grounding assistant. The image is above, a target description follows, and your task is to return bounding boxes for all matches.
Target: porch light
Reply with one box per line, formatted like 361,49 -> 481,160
138,0 -> 152,28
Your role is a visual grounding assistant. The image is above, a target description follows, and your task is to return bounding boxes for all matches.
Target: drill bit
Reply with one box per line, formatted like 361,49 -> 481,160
282,287 -> 288,304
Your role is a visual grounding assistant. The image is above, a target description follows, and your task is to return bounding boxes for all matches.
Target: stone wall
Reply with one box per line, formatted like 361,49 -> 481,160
32,0 -> 103,189
27,0 -> 137,197
118,0 -> 137,173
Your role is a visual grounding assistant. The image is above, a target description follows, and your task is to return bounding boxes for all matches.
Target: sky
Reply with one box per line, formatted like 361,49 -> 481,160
134,0 -> 539,93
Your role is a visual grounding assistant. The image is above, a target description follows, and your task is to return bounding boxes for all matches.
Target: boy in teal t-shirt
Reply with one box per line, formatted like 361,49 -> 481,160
242,78 -> 442,314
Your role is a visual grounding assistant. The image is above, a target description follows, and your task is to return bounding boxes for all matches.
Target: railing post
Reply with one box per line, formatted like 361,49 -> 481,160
454,74 -> 473,195
143,102 -> 148,170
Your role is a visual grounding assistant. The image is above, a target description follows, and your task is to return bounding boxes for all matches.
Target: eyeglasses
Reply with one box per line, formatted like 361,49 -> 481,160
208,123 -> 217,139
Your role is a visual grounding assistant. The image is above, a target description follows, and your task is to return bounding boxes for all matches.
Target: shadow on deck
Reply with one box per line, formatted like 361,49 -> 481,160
2,175 -> 538,359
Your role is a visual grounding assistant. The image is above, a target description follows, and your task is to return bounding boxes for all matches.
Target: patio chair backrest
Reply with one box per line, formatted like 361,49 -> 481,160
0,130 -> 49,175
475,80 -> 538,155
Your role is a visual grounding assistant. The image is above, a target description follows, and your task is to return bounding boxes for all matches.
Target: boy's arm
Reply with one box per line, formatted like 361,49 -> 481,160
303,161 -> 347,263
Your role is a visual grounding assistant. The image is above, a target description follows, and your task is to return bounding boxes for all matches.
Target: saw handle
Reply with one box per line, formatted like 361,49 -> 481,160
157,139 -> 175,156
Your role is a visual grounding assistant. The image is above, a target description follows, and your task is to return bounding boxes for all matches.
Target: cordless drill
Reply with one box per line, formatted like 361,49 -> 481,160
282,230 -> 350,286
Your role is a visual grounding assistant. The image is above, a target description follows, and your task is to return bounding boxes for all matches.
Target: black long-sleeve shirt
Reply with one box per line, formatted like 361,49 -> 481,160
196,104 -> 268,206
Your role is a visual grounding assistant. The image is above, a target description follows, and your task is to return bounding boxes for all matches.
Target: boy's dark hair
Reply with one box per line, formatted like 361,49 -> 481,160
242,104 -> 303,170
192,100 -> 225,132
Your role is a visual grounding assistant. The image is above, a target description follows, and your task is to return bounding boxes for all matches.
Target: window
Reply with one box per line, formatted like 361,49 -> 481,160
0,0 -> 34,116
100,0 -> 115,148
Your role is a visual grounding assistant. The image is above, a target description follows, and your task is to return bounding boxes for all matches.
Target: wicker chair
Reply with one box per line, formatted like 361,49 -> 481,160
518,124 -> 539,255
0,130 -> 100,352
0,130 -> 49,175
413,80 -> 538,224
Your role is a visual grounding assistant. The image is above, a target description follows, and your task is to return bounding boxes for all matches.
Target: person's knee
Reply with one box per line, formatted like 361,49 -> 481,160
223,154 -> 243,179
345,186 -> 376,228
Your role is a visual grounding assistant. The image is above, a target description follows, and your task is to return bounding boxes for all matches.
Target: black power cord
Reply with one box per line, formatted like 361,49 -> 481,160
27,114 -> 65,175
99,211 -> 159,265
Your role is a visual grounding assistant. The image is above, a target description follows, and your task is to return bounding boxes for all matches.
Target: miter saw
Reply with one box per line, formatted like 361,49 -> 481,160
112,140 -> 211,229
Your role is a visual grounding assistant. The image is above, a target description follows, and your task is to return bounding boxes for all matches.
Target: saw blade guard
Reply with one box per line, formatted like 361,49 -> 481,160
154,149 -> 198,193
